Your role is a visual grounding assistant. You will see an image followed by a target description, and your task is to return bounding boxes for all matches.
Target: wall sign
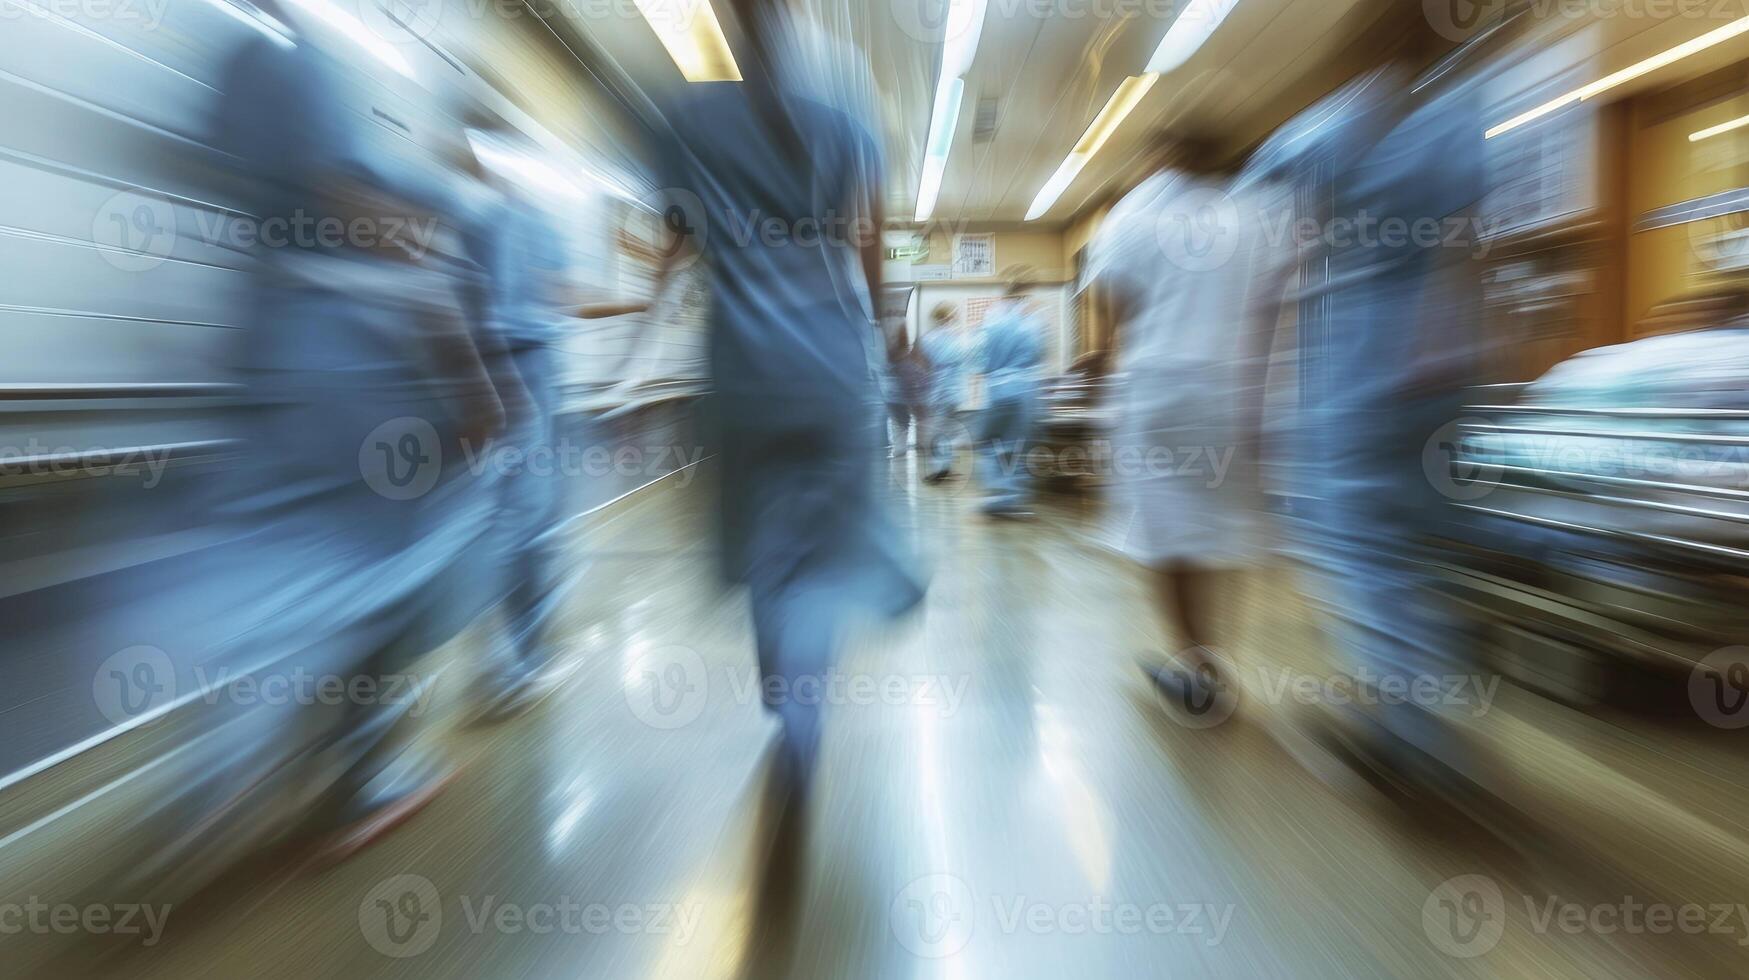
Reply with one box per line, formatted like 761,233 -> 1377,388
952,234 -> 995,277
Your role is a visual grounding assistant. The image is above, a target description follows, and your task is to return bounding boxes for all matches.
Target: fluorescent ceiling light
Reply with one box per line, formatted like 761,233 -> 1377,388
914,0 -> 988,222
1026,74 -> 1158,221
633,0 -> 740,82
282,0 -> 415,77
1692,112 -> 1749,142
915,77 -> 965,222
1020,0 -> 1234,222
1148,0 -> 1241,74
1488,12 -> 1749,139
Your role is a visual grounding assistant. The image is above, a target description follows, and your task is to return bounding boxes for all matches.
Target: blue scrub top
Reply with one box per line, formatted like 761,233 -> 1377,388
979,306 -> 1044,404
462,195 -> 568,349
651,83 -> 883,411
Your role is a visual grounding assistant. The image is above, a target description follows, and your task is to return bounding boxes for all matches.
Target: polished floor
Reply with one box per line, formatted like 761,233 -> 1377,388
45,453 -> 1749,978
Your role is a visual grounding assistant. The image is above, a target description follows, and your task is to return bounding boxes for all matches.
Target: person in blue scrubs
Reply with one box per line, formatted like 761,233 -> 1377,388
1295,69 -> 1491,798
975,282 -> 1045,516
209,12 -> 507,854
920,303 -> 969,482
643,0 -> 924,967
455,132 -> 575,714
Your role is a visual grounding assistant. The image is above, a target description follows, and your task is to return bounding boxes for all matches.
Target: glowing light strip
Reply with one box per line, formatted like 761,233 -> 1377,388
631,0 -> 740,82
1488,13 -> 1749,139
1025,74 -> 1158,221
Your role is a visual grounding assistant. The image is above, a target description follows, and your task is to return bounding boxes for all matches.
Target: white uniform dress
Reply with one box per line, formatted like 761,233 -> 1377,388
1087,171 -> 1295,567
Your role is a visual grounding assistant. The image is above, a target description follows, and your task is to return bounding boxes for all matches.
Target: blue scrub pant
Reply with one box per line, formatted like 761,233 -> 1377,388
925,405 -> 961,476
715,395 -> 924,790
976,392 -> 1035,512
488,344 -> 562,668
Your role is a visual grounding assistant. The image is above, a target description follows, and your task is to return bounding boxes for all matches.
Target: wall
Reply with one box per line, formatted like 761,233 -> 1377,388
1625,70 -> 1749,335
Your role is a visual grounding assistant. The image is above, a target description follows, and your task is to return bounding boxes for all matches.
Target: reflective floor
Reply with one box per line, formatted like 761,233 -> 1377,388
44,455 -> 1749,978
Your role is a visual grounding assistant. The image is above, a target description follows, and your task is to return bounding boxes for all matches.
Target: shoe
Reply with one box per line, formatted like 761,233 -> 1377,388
475,656 -> 569,722
306,749 -> 458,867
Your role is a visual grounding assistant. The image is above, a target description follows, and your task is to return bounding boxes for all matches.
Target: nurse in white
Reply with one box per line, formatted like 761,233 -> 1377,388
1086,146 -> 1296,708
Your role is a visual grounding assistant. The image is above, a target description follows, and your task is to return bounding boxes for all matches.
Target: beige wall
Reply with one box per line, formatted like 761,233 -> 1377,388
1625,84 -> 1749,334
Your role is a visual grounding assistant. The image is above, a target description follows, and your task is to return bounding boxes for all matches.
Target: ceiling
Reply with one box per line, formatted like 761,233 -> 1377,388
552,0 -> 1749,227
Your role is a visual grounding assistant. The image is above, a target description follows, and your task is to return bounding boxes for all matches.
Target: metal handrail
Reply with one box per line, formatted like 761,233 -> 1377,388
0,439 -> 241,485
1466,404 -> 1749,420
1464,462 -> 1749,503
0,383 -> 243,400
1454,503 -> 1749,563
1459,423 -> 1749,446
1454,473 -> 1749,526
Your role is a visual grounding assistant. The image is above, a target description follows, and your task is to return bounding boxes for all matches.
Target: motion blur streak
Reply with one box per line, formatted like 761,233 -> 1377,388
5,1 -> 1749,978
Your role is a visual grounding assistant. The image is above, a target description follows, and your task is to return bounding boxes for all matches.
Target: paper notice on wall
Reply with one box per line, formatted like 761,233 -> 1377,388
952,234 -> 995,277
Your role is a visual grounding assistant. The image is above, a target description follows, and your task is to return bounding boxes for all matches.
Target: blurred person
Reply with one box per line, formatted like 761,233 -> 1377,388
1086,139 -> 1295,711
204,6 -> 510,859
639,0 -> 925,966
974,279 -> 1045,517
920,301 -> 969,482
882,327 -> 927,457
1293,69 -> 1493,803
453,122 -> 577,717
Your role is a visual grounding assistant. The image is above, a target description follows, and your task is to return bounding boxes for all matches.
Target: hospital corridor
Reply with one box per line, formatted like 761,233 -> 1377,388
7,0 -> 1749,977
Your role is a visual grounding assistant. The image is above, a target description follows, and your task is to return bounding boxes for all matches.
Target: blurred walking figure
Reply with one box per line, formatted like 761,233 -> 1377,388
1295,71 -> 1492,800
206,4 -> 509,859
975,280 -> 1044,517
882,328 -> 928,458
642,0 -> 924,967
455,123 -> 575,716
1087,141 -> 1294,712
920,302 -> 969,482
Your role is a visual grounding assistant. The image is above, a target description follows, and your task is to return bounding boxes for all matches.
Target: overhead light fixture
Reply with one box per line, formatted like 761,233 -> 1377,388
632,0 -> 740,82
1692,112 -> 1749,142
1148,0 -> 1242,74
914,0 -> 988,222
282,0 -> 415,77
1025,74 -> 1158,221
1022,0 -> 1238,221
915,77 -> 966,222
1488,13 -> 1749,139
